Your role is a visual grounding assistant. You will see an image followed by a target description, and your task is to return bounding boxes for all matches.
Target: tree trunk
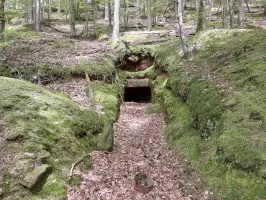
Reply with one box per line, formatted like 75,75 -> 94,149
108,0 -> 111,26
84,0 -> 89,35
196,0 -> 199,11
222,0 -> 228,28
30,1 -> 34,24
58,0 -> 61,18
229,0 -> 234,28
135,0 -> 140,27
196,0 -> 206,32
208,0 -> 212,21
153,0 -> 157,25
238,0 -> 244,26
69,0 -> 76,37
48,0 -> 51,20
105,1 -> 109,22
146,0 -> 152,31
91,0 -> 97,37
35,0 -> 41,32
177,0 -> 188,55
264,2 -> 266,15
76,2 -> 80,20
123,0 -> 128,30
112,0 -> 120,42
245,0 -> 250,11
0,0 -> 5,40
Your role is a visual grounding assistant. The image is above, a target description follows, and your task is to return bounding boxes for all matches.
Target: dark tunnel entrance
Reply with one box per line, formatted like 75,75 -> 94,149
124,86 -> 151,102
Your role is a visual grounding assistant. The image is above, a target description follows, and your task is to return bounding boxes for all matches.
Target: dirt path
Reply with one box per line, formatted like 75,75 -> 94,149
67,103 -> 210,200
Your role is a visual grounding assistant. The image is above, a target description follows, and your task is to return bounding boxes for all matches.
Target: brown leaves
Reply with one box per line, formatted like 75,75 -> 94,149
45,79 -> 91,108
67,103 -> 211,200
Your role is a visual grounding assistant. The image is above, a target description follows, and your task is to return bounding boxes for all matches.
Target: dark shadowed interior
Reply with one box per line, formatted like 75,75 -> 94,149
124,86 -> 151,102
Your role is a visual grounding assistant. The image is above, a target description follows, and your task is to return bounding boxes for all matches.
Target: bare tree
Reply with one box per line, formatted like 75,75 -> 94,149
112,0 -> 120,42
222,0 -> 228,28
229,0 -> 234,28
264,1 -> 266,14
84,0 -> 89,35
0,0 -> 4,40
238,0 -> 244,26
176,0 -> 188,55
69,0 -> 76,37
123,0 -> 129,30
105,1 -> 109,22
207,0 -> 212,21
48,0 -> 51,20
92,0 -> 97,36
135,0 -> 140,27
108,0 -> 112,26
196,0 -> 206,32
35,0 -> 41,32
58,0 -> 61,18
147,0 -> 152,30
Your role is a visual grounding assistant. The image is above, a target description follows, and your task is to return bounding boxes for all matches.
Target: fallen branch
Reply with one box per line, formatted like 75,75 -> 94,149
69,154 -> 90,179
69,151 -> 112,179
41,22 -> 69,34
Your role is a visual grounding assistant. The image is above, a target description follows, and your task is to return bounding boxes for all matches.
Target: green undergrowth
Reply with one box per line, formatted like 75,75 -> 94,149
70,56 -> 117,83
1,56 -> 118,85
0,26 -> 41,50
0,77 -> 107,199
152,29 -> 266,199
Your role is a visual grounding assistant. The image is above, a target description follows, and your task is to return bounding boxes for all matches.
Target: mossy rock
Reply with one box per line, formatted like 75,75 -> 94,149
85,82 -> 122,121
97,119 -> 114,151
98,34 -> 109,41
0,77 -> 105,199
20,164 -> 52,189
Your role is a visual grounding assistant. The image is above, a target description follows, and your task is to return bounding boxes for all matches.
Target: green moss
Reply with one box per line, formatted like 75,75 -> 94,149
145,104 -> 161,115
85,83 -> 122,121
98,33 -> 109,41
0,26 -> 41,50
122,65 -> 159,79
21,63 -> 70,82
152,29 -> 266,199
70,58 -> 117,83
187,76 -> 224,138
97,119 -> 114,151
0,77 -> 105,199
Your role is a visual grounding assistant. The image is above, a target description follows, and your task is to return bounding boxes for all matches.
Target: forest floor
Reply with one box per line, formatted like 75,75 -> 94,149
256,17 -> 266,29
67,103 -> 211,200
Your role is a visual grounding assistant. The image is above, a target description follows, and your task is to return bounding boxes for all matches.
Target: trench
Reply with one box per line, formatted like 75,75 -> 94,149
68,101 -> 195,199
67,56 -> 206,199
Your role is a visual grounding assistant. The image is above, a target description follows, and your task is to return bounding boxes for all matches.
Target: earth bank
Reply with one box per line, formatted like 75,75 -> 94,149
0,27 -> 266,199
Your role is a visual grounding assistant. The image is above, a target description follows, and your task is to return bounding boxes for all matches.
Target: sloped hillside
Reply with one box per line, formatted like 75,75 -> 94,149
0,77 -> 109,200
152,29 -> 266,199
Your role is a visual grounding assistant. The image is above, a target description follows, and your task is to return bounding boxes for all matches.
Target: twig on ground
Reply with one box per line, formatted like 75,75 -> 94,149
69,154 -> 90,179
69,151 -> 111,179
42,22 -> 69,33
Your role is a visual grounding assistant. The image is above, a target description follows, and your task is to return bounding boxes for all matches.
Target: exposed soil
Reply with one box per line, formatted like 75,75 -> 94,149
67,103 -> 211,200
